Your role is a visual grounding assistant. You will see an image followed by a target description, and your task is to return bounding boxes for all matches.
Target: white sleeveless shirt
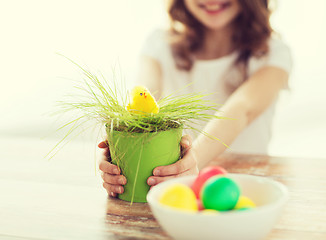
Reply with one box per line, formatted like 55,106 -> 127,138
140,29 -> 292,155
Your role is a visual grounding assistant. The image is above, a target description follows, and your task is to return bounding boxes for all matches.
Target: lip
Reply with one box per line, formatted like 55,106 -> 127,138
198,1 -> 232,15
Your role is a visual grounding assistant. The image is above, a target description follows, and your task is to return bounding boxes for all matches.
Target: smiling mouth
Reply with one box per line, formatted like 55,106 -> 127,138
199,1 -> 231,14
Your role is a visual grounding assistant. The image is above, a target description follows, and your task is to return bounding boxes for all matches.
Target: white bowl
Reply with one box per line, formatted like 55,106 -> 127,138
147,174 -> 288,240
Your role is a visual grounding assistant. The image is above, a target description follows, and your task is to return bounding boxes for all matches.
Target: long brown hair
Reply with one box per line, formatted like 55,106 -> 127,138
167,0 -> 272,72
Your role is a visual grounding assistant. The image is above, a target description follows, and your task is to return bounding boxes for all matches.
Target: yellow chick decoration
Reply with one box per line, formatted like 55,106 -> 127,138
127,86 -> 159,114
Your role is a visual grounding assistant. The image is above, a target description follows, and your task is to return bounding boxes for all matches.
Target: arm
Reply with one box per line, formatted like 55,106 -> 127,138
195,66 -> 289,168
154,66 -> 289,174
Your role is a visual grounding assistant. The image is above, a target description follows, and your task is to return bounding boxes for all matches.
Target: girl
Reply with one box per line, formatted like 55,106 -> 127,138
99,0 -> 292,197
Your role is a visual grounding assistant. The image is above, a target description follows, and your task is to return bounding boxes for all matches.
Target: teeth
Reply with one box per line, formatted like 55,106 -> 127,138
205,4 -> 222,11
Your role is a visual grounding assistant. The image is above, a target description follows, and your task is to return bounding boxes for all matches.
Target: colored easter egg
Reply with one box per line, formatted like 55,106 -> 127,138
201,176 -> 240,211
234,196 -> 256,210
236,208 -> 250,211
159,184 -> 198,212
200,209 -> 219,215
197,198 -> 204,211
192,166 -> 227,198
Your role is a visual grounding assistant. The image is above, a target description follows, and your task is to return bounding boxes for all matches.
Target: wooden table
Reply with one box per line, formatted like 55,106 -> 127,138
0,137 -> 325,239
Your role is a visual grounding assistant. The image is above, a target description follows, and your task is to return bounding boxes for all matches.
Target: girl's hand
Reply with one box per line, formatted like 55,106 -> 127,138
147,135 -> 198,187
99,135 -> 198,196
98,141 -> 127,198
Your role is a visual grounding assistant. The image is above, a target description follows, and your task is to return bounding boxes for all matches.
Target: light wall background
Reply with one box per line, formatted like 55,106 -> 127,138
1,0 -> 325,158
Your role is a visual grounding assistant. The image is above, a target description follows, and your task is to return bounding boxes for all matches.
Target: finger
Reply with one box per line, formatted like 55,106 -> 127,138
98,140 -> 109,149
180,135 -> 192,157
180,134 -> 192,149
147,175 -> 177,186
99,140 -> 111,161
109,192 -> 118,198
103,182 -> 124,195
101,172 -> 127,185
148,167 -> 198,186
103,148 -> 111,159
99,160 -> 121,175
153,151 -> 197,176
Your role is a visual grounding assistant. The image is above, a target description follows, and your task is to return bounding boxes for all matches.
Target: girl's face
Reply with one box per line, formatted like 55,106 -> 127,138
184,0 -> 241,31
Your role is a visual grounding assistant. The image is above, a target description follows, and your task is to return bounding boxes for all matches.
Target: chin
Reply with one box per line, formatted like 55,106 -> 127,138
204,20 -> 231,31
201,16 -> 236,32
187,0 -> 240,31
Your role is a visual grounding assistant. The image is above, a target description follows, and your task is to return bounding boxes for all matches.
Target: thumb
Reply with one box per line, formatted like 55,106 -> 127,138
98,140 -> 108,149
180,135 -> 192,157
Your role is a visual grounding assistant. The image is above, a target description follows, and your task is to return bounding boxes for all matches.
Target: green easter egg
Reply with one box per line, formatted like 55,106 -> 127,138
236,207 -> 250,211
201,176 -> 240,211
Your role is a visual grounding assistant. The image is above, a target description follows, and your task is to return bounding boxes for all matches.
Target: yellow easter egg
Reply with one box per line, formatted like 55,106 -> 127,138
159,184 -> 198,212
234,196 -> 256,210
200,209 -> 219,215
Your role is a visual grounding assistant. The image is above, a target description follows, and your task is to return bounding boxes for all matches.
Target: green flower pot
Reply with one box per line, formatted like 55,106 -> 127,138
107,127 -> 183,203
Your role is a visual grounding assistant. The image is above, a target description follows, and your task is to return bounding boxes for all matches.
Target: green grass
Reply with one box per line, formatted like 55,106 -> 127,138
47,57 -> 227,159
60,60 -> 224,130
